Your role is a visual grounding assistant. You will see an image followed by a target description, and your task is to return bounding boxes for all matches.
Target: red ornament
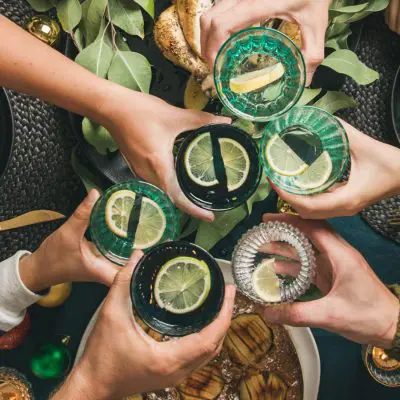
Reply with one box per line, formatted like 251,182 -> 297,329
0,313 -> 31,350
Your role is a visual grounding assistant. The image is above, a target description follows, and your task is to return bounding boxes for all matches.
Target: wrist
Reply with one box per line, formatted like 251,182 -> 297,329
19,252 -> 50,293
374,293 -> 400,349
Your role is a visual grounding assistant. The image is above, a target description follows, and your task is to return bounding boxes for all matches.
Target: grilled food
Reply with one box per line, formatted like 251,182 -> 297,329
239,371 -> 288,400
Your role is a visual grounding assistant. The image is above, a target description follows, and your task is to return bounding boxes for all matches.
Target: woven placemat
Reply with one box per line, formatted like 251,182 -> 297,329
338,12 -> 400,244
0,0 -> 84,261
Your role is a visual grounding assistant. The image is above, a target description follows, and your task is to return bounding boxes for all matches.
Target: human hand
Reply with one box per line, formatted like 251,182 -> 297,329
52,251 -> 236,400
104,89 -> 230,222
19,190 -> 119,292
272,119 -> 400,219
386,0 -> 400,34
200,0 -> 331,85
260,213 -> 399,349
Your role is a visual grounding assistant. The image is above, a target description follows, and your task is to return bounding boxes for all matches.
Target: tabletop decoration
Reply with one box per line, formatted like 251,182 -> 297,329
30,335 -> 71,379
36,282 -> 72,308
0,367 -> 34,400
0,313 -> 31,351
26,15 -> 61,47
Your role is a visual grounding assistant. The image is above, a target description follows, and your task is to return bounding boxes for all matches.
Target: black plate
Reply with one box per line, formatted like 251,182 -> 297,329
0,88 -> 14,180
391,64 -> 400,146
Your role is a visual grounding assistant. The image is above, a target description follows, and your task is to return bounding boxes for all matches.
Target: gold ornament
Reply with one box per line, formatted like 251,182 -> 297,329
37,282 -> 72,308
0,367 -> 33,400
26,15 -> 61,47
123,395 -> 143,400
277,197 -> 298,216
372,347 -> 400,371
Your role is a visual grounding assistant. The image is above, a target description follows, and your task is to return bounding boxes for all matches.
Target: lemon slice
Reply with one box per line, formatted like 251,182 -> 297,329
220,138 -> 250,192
154,256 -> 211,314
294,151 -> 332,189
184,132 -> 250,191
229,63 -> 285,94
105,190 -> 166,249
252,258 -> 281,302
265,134 -> 308,176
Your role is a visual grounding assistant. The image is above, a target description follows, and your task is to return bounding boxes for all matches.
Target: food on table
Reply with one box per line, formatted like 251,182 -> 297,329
37,282 -> 72,308
123,394 -> 144,400
252,259 -> 281,303
239,371 -> 288,400
184,132 -> 251,192
105,189 -> 167,250
229,63 -> 285,94
278,21 -> 302,48
371,347 -> 400,371
177,364 -> 225,400
294,151 -> 332,190
154,256 -> 211,314
184,75 -> 209,110
224,313 -> 273,366
265,134 -> 308,176
135,315 -> 163,342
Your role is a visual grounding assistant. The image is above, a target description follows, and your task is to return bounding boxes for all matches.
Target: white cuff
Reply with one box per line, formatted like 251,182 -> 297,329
0,251 -> 42,332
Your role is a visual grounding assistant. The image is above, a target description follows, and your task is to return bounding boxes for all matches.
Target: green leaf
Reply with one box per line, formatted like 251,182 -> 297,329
108,0 -> 144,38
322,49 -> 379,85
333,0 -> 390,23
325,23 -> 352,50
57,0 -> 82,32
297,88 -> 322,106
26,0 -> 53,11
75,23 -> 113,78
72,27 -> 84,51
82,118 -> 119,155
296,284 -> 323,302
115,32 -> 131,51
195,206 -> 248,251
314,91 -> 357,114
108,51 -> 152,93
330,2 -> 368,12
80,0 -> 108,45
246,177 -> 271,214
133,0 -> 155,18
179,216 -> 200,239
325,22 -> 350,41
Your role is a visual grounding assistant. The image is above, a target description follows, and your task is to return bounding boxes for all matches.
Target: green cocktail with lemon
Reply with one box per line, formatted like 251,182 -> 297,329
176,124 -> 261,211
90,181 -> 180,265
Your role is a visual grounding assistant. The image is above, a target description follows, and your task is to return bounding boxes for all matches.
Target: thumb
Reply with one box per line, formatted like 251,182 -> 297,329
179,110 -> 231,133
63,189 -> 100,236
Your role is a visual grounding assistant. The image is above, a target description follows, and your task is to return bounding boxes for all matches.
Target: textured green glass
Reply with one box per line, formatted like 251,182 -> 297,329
31,344 -> 70,379
260,106 -> 350,195
214,27 -> 306,122
131,241 -> 225,336
90,181 -> 180,265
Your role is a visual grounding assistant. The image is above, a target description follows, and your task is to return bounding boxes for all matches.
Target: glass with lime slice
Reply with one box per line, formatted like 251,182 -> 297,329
130,241 -> 225,336
175,124 -> 261,211
214,27 -> 306,122
90,181 -> 180,265
260,106 -> 349,195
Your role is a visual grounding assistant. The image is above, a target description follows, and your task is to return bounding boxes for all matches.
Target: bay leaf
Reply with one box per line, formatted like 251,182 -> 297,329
314,91 -> 357,114
195,206 -> 248,251
108,51 -> 152,93
81,0 -> 108,45
57,0 -> 82,33
297,88 -> 322,105
108,0 -> 144,38
329,2 -> 368,12
26,0 -> 53,11
334,0 -> 390,23
75,23 -> 113,78
296,284 -> 323,302
115,32 -> 131,51
179,216 -> 200,239
72,27 -> 84,51
134,0 -> 155,18
321,49 -> 379,85
246,177 -> 271,214
325,22 -> 349,40
82,118 -> 119,155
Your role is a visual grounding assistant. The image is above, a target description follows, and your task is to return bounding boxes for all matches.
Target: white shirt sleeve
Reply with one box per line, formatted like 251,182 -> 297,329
0,251 -> 42,332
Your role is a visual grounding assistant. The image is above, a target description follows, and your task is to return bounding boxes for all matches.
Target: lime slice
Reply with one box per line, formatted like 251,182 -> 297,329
154,256 -> 211,314
105,190 -> 166,249
185,132 -> 250,192
184,132 -> 218,187
229,63 -> 285,94
219,138 -> 250,192
252,258 -> 281,302
265,134 -> 308,176
294,151 -> 332,189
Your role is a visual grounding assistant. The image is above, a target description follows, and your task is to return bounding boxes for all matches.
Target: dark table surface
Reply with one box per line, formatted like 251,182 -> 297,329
0,192 -> 399,399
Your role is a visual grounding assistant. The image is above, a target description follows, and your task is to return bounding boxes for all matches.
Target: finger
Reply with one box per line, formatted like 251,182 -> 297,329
262,298 -> 330,328
388,0 -> 400,32
262,213 -> 344,255
179,110 -> 231,133
274,259 -> 301,277
396,0 -> 400,34
259,242 -> 301,261
63,189 -> 100,236
174,285 -> 236,369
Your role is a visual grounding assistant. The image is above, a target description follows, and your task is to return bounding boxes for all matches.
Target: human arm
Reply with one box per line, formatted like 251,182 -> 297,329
386,0 -> 400,34
0,16 -> 229,221
273,119 -> 400,219
51,251 -> 236,400
200,0 -> 332,85
261,213 -> 399,349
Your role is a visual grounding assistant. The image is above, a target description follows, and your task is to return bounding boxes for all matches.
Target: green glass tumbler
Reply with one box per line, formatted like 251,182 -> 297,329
90,181 -> 180,265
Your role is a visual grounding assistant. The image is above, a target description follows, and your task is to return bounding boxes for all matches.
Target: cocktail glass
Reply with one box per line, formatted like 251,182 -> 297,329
90,180 -> 179,265
130,241 -> 225,336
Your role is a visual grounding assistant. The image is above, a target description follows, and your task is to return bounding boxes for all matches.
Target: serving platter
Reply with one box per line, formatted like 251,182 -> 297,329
75,258 -> 320,400
0,88 -> 14,181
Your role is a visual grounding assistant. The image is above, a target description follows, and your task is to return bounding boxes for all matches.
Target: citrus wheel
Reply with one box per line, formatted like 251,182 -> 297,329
252,258 -> 281,302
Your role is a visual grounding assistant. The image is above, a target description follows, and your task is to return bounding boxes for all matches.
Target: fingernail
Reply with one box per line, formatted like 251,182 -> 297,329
87,189 -> 100,205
